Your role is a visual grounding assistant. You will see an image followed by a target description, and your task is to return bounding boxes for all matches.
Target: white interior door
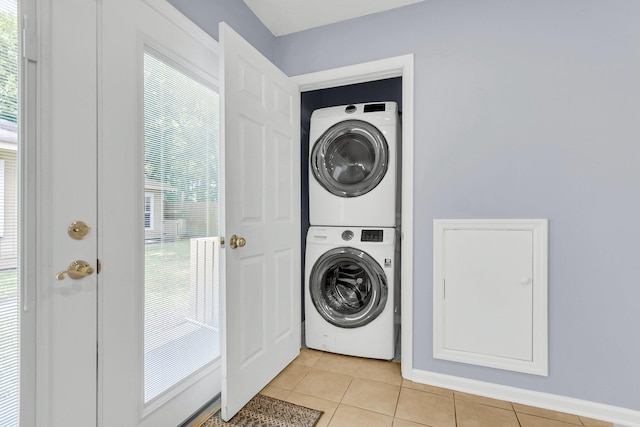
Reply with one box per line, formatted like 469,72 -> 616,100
220,23 -> 301,421
99,1 -> 221,425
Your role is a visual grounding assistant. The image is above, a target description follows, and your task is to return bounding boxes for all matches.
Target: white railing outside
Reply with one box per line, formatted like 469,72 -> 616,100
188,236 -> 220,330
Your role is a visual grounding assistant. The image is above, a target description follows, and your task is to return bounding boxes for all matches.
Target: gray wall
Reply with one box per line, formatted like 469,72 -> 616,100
275,0 -> 640,411
167,0 -> 276,61
168,0 -> 640,411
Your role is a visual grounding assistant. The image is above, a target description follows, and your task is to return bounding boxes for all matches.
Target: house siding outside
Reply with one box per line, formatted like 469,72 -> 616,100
0,146 -> 17,270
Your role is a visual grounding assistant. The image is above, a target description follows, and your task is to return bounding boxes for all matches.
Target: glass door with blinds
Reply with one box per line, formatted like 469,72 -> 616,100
142,50 -> 220,403
0,0 -> 21,424
99,1 -> 222,425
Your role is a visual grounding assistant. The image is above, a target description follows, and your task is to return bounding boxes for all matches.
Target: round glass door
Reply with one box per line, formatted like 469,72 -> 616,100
309,247 -> 388,328
311,120 -> 388,197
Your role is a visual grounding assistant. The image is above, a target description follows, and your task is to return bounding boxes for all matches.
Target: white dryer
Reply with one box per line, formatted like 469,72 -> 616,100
309,102 -> 400,227
305,226 -> 397,359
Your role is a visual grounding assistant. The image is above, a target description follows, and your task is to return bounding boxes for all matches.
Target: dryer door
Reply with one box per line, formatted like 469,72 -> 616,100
311,120 -> 388,197
309,247 -> 388,328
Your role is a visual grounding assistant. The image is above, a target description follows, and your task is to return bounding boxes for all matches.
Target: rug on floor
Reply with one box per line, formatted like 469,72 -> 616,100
200,394 -> 323,427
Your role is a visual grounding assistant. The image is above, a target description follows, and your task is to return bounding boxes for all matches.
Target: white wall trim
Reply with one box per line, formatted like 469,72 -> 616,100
293,53 -> 415,379
293,54 -> 412,91
143,0 -> 220,53
412,368 -> 640,427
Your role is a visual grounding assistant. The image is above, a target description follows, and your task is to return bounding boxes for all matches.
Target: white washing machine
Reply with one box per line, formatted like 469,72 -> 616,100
305,226 -> 398,359
309,102 -> 400,227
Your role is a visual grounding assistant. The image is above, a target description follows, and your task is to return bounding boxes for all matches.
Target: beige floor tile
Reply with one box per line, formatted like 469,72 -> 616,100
402,379 -> 454,397
395,388 -> 455,427
454,391 -> 513,410
513,403 -> 582,425
341,378 -> 400,416
392,419 -> 429,427
517,413 -> 585,427
579,416 -> 613,427
455,399 -> 520,427
328,405 -> 393,427
259,385 -> 291,400
293,368 -> 353,402
286,392 -> 339,427
268,362 -> 310,390
292,348 -> 324,367
314,352 -> 364,376
354,358 -> 403,386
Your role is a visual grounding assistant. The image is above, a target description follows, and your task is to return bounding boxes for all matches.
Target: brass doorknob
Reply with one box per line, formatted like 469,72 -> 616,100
56,260 -> 94,280
229,234 -> 246,249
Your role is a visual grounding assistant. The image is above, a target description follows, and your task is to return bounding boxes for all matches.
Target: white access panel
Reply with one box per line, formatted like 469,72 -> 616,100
433,219 -> 548,376
445,229 -> 532,359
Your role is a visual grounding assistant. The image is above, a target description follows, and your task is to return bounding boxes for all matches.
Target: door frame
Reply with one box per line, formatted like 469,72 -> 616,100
19,0 -> 38,424
292,53 -> 414,378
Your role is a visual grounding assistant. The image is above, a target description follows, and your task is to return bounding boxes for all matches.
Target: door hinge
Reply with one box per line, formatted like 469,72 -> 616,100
97,259 -> 102,274
443,278 -> 446,299
22,14 -> 38,62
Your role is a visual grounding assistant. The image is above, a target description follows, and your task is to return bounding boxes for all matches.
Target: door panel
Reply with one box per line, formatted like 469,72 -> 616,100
444,229 -> 533,360
42,0 -> 98,425
220,23 -> 301,421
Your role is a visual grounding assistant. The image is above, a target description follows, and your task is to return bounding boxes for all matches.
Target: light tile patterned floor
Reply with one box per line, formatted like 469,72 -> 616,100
261,349 -> 613,427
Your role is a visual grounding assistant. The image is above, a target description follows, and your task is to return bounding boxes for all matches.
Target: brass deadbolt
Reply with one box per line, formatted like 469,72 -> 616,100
68,221 -> 91,240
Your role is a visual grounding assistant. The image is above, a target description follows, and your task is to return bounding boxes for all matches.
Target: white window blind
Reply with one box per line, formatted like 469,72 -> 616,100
143,50 -> 220,402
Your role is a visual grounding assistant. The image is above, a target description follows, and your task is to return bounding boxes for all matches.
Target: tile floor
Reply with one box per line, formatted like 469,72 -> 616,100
260,348 -> 613,427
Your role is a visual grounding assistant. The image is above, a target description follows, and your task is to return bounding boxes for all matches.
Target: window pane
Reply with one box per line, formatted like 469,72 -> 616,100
0,0 -> 20,425
143,51 -> 220,402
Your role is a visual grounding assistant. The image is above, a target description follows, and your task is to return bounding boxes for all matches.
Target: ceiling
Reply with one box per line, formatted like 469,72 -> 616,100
242,0 -> 428,36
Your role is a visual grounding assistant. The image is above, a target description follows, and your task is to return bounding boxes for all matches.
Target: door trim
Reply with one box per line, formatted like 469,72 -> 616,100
20,0 -> 38,424
293,53 -> 415,378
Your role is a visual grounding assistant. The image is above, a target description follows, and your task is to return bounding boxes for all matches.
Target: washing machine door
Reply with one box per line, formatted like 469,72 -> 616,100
311,120 -> 388,197
309,247 -> 388,328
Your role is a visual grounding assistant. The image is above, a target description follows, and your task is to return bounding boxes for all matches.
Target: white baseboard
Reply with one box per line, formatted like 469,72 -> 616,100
410,368 -> 640,427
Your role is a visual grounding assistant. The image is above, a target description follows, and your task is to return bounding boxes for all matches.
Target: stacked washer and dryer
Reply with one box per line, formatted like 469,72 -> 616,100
305,102 -> 400,360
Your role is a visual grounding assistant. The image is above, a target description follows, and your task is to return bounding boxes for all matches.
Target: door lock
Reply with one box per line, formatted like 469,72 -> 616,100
56,260 -> 95,280
229,234 -> 246,249
68,221 -> 91,240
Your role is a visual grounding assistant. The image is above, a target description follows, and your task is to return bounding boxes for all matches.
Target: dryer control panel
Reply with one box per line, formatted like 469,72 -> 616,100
361,229 -> 383,242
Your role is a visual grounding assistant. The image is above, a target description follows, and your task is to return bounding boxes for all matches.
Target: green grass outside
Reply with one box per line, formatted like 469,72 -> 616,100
0,268 -> 17,299
145,239 -> 192,296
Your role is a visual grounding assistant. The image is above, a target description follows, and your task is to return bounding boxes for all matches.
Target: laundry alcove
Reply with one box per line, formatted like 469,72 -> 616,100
300,77 -> 403,360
